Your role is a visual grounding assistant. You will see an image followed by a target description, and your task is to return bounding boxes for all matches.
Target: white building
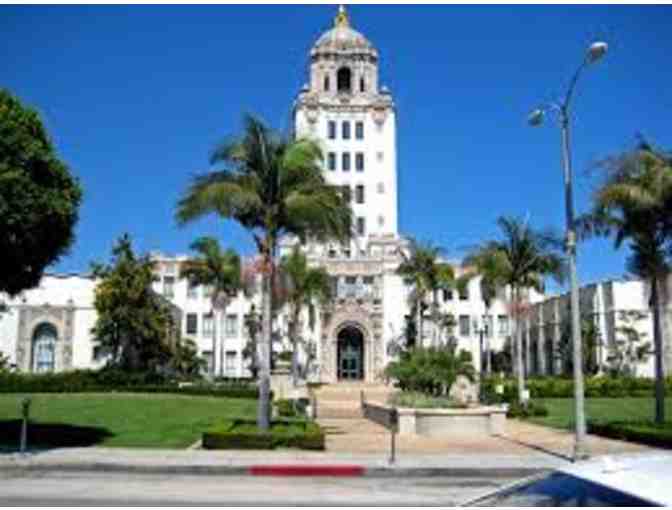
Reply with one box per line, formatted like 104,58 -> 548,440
0,7 -> 663,381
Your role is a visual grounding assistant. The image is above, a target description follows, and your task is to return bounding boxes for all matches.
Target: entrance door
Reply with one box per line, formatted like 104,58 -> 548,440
337,326 -> 364,380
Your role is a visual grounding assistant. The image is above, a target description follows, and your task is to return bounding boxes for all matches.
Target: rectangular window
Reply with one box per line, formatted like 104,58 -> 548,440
355,121 -> 364,140
186,313 -> 198,335
498,315 -> 509,335
202,313 -> 214,336
442,289 -> 453,302
163,276 -> 175,298
328,121 -> 336,140
342,152 -> 351,172
328,152 -> 336,171
355,152 -> 364,172
459,315 -> 470,336
357,217 -> 366,236
459,287 -> 469,301
225,351 -> 237,373
355,185 -> 365,204
342,121 -> 350,140
484,315 -> 493,337
187,282 -> 198,299
225,314 -> 238,337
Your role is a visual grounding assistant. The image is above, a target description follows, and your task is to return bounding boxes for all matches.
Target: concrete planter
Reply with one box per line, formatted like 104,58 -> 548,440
396,406 -> 507,437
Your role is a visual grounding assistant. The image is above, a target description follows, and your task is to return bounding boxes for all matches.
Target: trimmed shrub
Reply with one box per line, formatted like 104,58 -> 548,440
388,391 -> 467,409
506,400 -> 549,419
274,399 -> 298,417
588,421 -> 672,449
202,419 -> 325,450
0,370 -> 261,399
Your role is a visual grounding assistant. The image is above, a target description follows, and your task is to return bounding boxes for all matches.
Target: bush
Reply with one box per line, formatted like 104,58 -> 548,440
202,419 -> 325,450
0,369 -> 261,399
506,400 -> 549,419
388,391 -> 467,409
588,421 -> 672,449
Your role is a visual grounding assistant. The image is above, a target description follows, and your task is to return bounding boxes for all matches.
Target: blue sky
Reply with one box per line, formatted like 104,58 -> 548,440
2,4 -> 671,292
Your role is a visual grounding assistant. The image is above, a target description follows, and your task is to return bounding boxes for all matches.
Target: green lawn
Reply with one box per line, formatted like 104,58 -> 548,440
0,393 -> 256,449
529,398 -> 672,430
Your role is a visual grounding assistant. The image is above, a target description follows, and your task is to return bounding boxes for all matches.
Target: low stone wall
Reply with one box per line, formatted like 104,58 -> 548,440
363,400 -> 506,437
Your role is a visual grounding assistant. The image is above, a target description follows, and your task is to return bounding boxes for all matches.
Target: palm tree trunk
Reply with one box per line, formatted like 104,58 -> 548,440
212,303 -> 218,378
432,289 -> 439,347
417,298 -> 424,348
514,287 -> 526,403
290,305 -> 300,387
257,248 -> 273,431
485,304 -> 492,375
651,276 -> 666,424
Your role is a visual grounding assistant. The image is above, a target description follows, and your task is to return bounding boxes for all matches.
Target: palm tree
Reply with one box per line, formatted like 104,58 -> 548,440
278,247 -> 332,386
397,239 -> 470,347
467,217 -> 566,402
579,141 -> 672,424
180,237 -> 241,378
176,115 -> 351,430
463,248 -> 510,375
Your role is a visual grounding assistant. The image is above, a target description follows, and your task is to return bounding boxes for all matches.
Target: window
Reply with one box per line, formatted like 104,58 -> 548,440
203,285 -> 213,299
442,289 -> 453,301
377,182 -> 385,194
459,315 -> 470,336
202,350 -> 214,374
187,282 -> 198,299
498,315 -> 509,335
225,314 -> 238,337
225,351 -> 237,373
186,313 -> 198,335
203,313 -> 214,336
355,185 -> 365,204
459,287 -> 469,301
342,121 -> 351,140
337,67 -> 352,93
355,121 -> 364,140
342,152 -> 351,172
32,323 -> 57,373
484,315 -> 493,337
324,75 -> 330,92
341,185 -> 351,203
377,215 -> 385,227
357,217 -> 366,236
359,77 -> 366,92
328,152 -> 336,171
163,276 -> 175,298
92,345 -> 105,362
355,152 -> 364,172
328,121 -> 336,140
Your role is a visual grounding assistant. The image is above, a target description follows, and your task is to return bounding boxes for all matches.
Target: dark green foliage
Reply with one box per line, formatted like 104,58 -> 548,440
481,375 -> 672,400
202,419 -> 325,450
0,352 -> 9,373
91,234 -> 176,372
506,400 -> 549,419
273,398 -> 307,417
0,369 -> 261,399
385,345 -> 475,396
169,338 -> 207,378
555,315 -> 602,376
0,89 -> 83,296
587,421 -> 672,449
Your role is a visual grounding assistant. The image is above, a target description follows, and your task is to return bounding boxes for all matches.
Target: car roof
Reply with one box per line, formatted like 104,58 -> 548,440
557,452 -> 672,506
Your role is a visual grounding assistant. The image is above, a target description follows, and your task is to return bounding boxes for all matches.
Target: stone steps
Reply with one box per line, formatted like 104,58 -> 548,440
312,383 -> 396,419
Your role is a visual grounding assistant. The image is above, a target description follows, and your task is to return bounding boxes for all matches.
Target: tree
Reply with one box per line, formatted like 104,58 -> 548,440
176,115 -> 351,430
607,310 -> 652,377
0,351 -> 10,373
278,247 -> 331,386
579,140 -> 672,423
466,217 -> 566,403
91,234 -> 175,372
0,89 -> 82,296
170,338 -> 207,378
555,315 -> 602,376
180,237 -> 241,378
397,239 -> 469,347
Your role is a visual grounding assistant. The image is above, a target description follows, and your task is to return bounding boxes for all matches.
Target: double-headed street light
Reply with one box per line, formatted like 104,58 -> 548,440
528,41 -> 608,461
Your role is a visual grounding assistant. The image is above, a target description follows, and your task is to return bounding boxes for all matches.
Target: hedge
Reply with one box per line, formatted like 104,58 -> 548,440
202,419 -> 325,450
588,421 -> 672,449
0,370 -> 262,399
481,375 -> 672,402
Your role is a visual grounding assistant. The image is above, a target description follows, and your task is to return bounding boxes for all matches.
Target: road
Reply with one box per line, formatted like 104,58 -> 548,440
0,470 -> 519,506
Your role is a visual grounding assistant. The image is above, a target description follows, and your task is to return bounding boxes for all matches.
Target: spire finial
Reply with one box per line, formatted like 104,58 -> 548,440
334,5 -> 349,27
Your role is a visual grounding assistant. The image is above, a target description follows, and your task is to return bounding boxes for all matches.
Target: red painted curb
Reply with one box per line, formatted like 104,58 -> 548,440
249,464 -> 366,477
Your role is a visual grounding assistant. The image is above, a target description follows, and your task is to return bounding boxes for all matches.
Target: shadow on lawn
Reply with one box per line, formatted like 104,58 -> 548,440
0,420 -> 113,451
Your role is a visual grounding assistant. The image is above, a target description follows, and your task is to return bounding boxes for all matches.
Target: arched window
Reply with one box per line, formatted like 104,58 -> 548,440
337,67 -> 352,93
360,77 -> 366,92
324,75 -> 330,92
32,323 -> 57,373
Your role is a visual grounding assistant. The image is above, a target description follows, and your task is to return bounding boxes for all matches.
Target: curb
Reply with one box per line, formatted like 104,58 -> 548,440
2,462 -> 549,478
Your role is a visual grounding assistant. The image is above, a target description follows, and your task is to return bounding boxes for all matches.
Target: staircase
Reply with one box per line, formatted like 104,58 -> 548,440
312,383 -> 395,419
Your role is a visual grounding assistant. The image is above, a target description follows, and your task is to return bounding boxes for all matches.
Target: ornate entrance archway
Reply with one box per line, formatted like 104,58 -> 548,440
337,326 -> 364,380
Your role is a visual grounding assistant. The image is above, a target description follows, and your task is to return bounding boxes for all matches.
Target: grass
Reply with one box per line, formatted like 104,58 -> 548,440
0,393 -> 256,449
528,398 -> 672,430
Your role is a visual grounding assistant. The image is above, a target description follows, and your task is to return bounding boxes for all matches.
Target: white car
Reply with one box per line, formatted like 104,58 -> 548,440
465,453 -> 672,507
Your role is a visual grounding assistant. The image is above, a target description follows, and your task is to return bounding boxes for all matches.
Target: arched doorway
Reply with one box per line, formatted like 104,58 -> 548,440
32,323 -> 57,373
337,326 -> 364,380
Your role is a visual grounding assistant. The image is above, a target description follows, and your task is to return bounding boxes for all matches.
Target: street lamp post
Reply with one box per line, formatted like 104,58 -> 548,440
528,41 -> 607,461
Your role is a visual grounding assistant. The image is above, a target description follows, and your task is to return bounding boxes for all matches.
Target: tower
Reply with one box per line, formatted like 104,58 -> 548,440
293,5 -> 398,259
